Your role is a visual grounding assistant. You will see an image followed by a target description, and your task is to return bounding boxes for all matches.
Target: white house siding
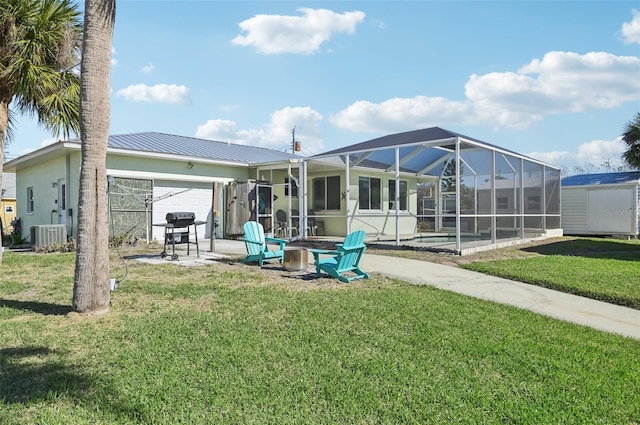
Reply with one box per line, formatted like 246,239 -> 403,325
15,156 -> 69,240
637,186 -> 640,235
152,180 -> 213,241
561,188 -> 588,235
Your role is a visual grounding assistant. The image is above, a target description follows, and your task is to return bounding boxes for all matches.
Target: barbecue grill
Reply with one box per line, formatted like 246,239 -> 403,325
155,211 -> 203,260
165,211 -> 196,227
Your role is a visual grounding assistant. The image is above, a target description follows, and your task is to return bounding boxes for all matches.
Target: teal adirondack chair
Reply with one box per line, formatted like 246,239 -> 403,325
309,230 -> 369,283
240,221 -> 287,267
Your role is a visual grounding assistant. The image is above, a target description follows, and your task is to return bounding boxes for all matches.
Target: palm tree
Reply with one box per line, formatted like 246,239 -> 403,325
0,0 -> 82,263
72,0 -> 116,315
622,112 -> 640,170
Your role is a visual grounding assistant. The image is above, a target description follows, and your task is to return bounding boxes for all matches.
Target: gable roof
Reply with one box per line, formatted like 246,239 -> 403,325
309,127 -> 558,178
313,127 -> 492,158
4,132 -> 300,171
562,171 -> 640,187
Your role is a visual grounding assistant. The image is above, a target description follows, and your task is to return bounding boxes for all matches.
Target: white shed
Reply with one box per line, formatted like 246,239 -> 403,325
561,172 -> 640,237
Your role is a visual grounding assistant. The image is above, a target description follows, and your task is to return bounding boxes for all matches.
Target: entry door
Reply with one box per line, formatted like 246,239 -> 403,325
57,179 -> 67,227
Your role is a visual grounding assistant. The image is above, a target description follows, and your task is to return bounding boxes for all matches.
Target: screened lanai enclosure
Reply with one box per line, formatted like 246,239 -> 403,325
292,127 -> 562,255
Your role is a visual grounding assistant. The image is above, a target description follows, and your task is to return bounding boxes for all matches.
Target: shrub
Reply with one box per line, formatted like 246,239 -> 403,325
33,238 -> 77,253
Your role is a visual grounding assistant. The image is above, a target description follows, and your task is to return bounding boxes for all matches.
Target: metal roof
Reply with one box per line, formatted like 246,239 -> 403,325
104,132 -> 299,164
561,171 -> 640,187
314,127 -> 495,157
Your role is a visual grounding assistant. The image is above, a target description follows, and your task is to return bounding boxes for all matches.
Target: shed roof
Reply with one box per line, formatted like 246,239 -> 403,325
106,132 -> 299,164
561,171 -> 640,187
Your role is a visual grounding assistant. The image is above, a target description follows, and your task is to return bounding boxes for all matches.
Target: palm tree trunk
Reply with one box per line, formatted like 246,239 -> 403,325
0,99 -> 9,264
72,0 -> 116,315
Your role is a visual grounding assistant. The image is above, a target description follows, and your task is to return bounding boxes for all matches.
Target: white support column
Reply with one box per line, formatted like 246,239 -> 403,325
395,147 -> 400,246
300,161 -> 308,238
520,158 -> 525,239
541,165 -> 547,233
344,154 -> 351,235
455,138 -> 461,252
491,150 -> 497,243
287,163 -> 293,237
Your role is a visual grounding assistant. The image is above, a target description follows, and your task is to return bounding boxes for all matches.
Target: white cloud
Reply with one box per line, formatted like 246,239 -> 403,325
576,137 -> 626,163
195,119 -> 239,141
195,106 -> 324,154
622,9 -> 640,44
111,46 -> 118,66
141,62 -> 154,74
332,51 -> 640,133
332,96 -> 472,133
116,83 -> 190,104
231,8 -> 365,55
527,137 -> 626,171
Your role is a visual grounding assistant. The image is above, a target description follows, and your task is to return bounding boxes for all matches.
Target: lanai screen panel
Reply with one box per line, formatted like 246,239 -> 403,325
460,144 -> 493,240
494,152 -> 523,240
523,161 -> 544,237
545,168 -> 561,229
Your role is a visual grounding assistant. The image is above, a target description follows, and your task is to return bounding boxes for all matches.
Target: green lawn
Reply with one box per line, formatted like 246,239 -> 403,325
1,249 -> 639,424
461,237 -> 640,309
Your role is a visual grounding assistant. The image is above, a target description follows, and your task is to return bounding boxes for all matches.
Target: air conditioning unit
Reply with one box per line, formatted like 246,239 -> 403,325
30,225 -> 68,248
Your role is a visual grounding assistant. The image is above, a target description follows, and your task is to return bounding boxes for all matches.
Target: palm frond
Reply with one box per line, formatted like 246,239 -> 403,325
621,112 -> 640,170
0,0 -> 81,142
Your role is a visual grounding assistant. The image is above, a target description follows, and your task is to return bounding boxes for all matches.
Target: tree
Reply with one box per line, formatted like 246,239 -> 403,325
0,0 -> 81,263
622,112 -> 640,170
72,0 -> 115,315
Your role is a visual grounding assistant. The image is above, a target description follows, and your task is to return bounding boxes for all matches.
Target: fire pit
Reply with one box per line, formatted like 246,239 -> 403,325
284,247 -> 309,271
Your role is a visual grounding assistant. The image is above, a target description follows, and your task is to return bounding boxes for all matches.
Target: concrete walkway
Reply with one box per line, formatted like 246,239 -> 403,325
165,239 -> 640,341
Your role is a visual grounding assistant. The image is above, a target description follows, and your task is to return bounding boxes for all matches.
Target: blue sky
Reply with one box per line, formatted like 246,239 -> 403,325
7,0 -> 640,175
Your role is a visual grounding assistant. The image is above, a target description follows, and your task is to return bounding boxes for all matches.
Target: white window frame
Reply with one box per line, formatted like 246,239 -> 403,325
497,196 -> 509,210
312,176 -> 340,211
388,179 -> 408,211
27,186 -> 34,214
358,176 -> 382,211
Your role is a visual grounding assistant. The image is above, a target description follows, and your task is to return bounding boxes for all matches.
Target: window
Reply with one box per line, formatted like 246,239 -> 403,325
527,196 -> 540,212
27,187 -> 34,213
359,176 -> 381,210
388,180 -> 408,210
60,183 -> 66,210
497,197 -> 509,210
312,176 -> 340,210
442,196 -> 457,227
284,177 -> 298,197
